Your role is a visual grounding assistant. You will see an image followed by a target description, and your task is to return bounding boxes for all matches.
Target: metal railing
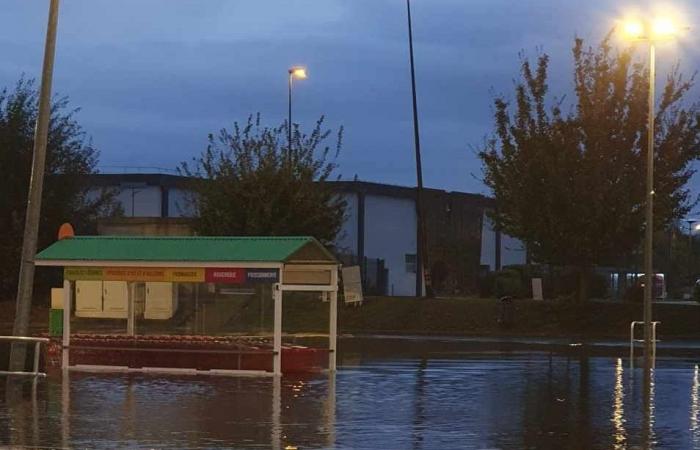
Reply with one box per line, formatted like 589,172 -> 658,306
630,321 -> 660,370
0,336 -> 50,377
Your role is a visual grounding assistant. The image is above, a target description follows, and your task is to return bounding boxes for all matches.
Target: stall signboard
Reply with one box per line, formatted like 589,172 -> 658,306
65,267 -> 279,284
205,268 -> 245,284
246,268 -> 280,283
64,267 -> 103,281
341,266 -> 363,305
170,269 -> 206,282
104,267 -> 204,282
65,267 -> 205,282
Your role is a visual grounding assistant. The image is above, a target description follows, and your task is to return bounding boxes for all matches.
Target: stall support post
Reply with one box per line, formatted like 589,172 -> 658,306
273,283 -> 283,376
329,266 -> 339,371
62,279 -> 71,370
329,289 -> 338,371
127,282 -> 135,336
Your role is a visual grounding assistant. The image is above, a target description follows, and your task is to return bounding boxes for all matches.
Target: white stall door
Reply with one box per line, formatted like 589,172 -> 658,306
102,281 -> 128,319
75,281 -> 103,318
144,282 -> 178,320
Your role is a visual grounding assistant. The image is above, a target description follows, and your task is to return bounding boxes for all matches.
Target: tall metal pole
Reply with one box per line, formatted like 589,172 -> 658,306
9,0 -> 61,371
643,42 -> 656,376
288,71 -> 293,156
406,0 -> 432,297
688,219 -> 694,288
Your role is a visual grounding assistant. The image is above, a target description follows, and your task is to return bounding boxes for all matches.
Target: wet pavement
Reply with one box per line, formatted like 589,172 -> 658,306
2,338 -> 700,449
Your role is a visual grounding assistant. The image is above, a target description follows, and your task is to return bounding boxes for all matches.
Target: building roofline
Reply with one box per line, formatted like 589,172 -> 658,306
83,173 -> 495,206
329,180 -> 494,206
86,173 -> 191,188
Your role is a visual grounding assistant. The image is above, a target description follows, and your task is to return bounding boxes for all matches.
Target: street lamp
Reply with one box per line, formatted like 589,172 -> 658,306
406,0 -> 432,298
288,66 -> 307,152
620,16 -> 679,374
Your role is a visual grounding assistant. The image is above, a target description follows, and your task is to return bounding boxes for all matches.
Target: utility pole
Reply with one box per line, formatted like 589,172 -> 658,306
9,0 -> 61,371
642,41 -> 655,379
406,0 -> 432,298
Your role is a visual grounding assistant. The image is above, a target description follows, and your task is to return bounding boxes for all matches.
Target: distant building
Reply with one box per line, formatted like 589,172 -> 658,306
332,181 -> 526,296
88,173 -> 193,219
87,173 -> 526,296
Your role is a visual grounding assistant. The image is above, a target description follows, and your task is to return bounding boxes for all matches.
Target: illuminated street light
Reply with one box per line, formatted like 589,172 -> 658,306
623,20 -> 645,40
621,17 -> 680,40
620,15 -> 680,376
290,67 -> 307,79
288,66 -> 308,153
653,17 -> 678,38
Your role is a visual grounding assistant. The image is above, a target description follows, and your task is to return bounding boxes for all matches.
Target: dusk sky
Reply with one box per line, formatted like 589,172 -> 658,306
2,1 -> 700,197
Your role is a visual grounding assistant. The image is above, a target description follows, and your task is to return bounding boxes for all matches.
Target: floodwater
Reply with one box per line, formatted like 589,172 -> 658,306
2,338 -> 700,449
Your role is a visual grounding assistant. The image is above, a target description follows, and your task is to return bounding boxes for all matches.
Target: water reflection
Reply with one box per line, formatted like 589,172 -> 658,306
4,377 -> 40,447
1,349 -> 700,449
691,365 -> 700,447
641,368 -> 657,450
272,376 -> 281,450
61,372 -> 69,448
612,358 -> 627,449
411,358 -> 427,450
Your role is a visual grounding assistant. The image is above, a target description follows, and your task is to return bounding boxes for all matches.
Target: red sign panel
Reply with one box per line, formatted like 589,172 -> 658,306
205,268 -> 245,284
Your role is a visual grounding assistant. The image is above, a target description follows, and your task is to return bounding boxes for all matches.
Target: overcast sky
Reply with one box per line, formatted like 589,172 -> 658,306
2,1 -> 700,196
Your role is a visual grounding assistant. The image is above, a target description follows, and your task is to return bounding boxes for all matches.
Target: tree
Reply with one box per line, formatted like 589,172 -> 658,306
479,36 -> 700,301
0,79 -> 120,298
179,114 -> 346,245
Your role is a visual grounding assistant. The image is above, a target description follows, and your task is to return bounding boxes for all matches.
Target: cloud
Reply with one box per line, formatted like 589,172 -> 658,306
2,0 -> 699,195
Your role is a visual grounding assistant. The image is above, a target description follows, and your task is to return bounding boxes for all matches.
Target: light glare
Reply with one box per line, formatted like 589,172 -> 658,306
290,67 -> 307,79
623,20 -> 645,39
652,17 -> 677,38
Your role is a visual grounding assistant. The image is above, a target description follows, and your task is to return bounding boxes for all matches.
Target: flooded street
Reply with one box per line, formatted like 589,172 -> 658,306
2,339 -> 700,449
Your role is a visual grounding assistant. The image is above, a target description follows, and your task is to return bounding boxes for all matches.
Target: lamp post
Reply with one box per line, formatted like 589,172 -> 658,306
621,16 -> 679,375
288,66 -> 307,153
406,0 -> 432,297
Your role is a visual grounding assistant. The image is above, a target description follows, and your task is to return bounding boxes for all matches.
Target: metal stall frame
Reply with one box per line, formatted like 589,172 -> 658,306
273,264 -> 339,375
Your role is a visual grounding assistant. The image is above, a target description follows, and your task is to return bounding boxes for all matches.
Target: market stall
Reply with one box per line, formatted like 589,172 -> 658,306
35,234 -> 339,376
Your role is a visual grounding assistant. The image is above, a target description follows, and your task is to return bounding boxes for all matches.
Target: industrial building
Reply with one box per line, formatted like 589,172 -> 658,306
86,173 -> 526,296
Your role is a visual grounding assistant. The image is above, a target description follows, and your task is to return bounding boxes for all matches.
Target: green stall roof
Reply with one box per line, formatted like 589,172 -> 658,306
35,236 -> 336,265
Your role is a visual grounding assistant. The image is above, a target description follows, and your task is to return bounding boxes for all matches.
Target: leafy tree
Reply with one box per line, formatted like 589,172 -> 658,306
0,79 -> 120,298
179,114 -> 345,245
479,36 -> 700,301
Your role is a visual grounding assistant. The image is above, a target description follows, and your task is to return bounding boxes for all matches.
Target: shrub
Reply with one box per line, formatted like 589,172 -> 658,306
693,283 -> 700,303
494,268 -> 523,298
